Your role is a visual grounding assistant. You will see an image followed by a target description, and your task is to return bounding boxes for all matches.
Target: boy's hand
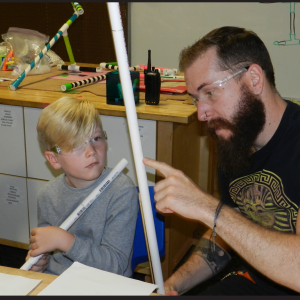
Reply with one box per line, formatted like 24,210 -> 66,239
29,226 -> 75,256
25,251 -> 49,273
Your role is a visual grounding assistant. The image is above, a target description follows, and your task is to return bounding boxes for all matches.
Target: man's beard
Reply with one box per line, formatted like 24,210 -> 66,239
207,84 -> 266,178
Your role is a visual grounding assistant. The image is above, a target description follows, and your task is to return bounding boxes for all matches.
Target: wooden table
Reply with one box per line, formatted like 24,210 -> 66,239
0,66 -> 217,280
0,265 -> 57,295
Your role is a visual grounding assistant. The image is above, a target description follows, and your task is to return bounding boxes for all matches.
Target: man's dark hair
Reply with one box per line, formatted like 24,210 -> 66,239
179,26 -> 276,91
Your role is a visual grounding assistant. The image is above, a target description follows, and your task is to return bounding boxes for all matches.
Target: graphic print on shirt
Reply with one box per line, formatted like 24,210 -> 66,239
229,169 -> 298,233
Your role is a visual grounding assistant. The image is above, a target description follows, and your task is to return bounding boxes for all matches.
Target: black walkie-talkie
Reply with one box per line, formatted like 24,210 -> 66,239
144,50 -> 161,105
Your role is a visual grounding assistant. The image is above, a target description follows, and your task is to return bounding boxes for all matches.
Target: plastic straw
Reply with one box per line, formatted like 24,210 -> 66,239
107,3 -> 165,295
100,62 -> 142,72
20,158 -> 128,271
72,2 -> 84,15
61,74 -> 106,91
63,31 -> 76,65
10,9 -> 81,91
62,3 -> 84,69
57,64 -> 102,73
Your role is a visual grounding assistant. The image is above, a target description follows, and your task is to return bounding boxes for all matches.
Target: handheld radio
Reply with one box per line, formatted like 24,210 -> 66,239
144,50 -> 161,105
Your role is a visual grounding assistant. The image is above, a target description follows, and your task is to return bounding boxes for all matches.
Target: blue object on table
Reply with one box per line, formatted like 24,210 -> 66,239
106,70 -> 139,106
132,186 -> 165,275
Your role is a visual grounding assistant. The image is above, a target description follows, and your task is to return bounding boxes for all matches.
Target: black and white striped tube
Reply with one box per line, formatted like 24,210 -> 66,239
57,64 -> 102,73
61,74 -> 106,91
100,63 -> 141,72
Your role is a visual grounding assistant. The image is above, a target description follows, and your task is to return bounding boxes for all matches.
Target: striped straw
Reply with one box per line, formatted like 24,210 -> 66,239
72,2 -> 84,14
61,74 -> 106,91
10,11 -> 81,91
100,63 -> 142,72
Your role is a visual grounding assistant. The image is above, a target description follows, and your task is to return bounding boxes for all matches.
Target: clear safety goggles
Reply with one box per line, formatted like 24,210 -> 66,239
51,132 -> 106,156
190,66 -> 249,107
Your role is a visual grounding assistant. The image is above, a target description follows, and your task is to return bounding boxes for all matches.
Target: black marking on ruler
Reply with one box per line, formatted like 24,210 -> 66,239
99,180 -> 111,192
77,206 -> 87,216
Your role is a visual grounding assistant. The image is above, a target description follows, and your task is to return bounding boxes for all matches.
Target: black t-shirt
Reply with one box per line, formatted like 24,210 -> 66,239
218,100 -> 300,294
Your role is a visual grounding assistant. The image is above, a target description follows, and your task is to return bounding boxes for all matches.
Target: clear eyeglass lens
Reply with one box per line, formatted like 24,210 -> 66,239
70,142 -> 88,156
200,83 -> 224,104
56,136 -> 105,156
190,83 -> 224,107
189,68 -> 247,107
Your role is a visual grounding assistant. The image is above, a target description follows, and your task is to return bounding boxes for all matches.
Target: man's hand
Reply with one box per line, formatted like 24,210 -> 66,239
29,226 -> 75,257
143,158 -> 217,226
25,251 -> 49,273
164,285 -> 179,296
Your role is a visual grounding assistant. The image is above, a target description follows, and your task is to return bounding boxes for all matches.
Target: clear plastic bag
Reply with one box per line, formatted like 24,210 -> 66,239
0,33 -> 14,70
44,49 -> 64,67
0,42 -> 10,56
1,33 -> 13,53
7,27 -> 51,76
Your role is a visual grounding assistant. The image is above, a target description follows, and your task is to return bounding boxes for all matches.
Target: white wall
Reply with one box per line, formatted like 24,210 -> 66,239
130,2 -> 300,98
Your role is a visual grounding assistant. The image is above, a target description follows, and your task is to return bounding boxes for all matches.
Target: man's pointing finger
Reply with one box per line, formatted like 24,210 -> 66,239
143,158 -> 175,178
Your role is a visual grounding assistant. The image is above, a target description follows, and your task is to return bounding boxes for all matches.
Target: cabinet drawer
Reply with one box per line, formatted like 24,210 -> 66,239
101,115 -> 156,186
0,174 -> 29,244
27,178 -> 48,232
0,105 -> 26,177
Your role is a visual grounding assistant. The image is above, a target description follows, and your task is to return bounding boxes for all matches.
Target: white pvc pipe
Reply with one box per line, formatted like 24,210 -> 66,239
21,158 -> 128,271
107,3 -> 165,295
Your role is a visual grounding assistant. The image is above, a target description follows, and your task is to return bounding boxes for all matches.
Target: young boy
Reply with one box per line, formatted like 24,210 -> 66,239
25,96 -> 138,277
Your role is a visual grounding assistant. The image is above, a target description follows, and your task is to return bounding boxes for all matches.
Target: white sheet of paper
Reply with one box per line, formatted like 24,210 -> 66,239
0,272 -> 42,295
38,262 -> 158,295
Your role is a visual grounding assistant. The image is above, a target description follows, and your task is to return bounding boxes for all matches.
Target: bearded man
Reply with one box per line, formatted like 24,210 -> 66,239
144,26 -> 300,295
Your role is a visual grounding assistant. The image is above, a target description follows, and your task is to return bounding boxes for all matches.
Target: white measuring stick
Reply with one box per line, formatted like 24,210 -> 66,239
107,3 -> 165,294
20,158 -> 128,271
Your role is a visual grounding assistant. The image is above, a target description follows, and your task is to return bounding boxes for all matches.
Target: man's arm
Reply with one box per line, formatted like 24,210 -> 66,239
164,230 -> 231,295
216,205 -> 300,292
143,158 -> 300,293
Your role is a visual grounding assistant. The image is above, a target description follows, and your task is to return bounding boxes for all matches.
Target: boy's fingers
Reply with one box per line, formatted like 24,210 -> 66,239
25,250 -> 32,261
143,158 -> 175,178
30,248 -> 42,257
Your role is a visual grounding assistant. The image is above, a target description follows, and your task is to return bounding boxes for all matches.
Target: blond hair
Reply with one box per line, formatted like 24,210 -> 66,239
37,97 -> 103,152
